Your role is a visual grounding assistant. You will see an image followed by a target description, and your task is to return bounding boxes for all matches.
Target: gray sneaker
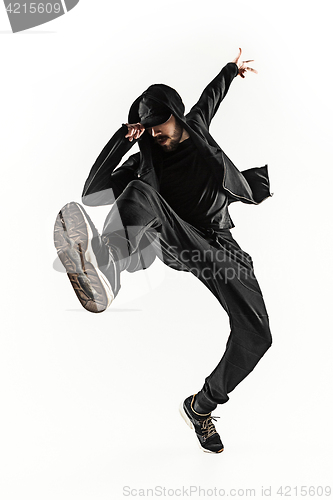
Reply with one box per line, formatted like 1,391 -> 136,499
54,202 -> 119,313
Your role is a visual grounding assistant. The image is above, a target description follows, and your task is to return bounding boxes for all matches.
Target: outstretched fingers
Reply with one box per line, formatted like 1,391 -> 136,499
245,65 -> 258,74
232,49 -> 258,77
233,47 -> 242,64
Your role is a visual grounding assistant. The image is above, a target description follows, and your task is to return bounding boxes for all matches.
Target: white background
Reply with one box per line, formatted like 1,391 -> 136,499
1,1 -> 332,499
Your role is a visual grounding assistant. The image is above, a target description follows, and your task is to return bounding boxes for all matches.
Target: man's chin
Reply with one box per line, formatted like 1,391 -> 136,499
160,140 -> 179,152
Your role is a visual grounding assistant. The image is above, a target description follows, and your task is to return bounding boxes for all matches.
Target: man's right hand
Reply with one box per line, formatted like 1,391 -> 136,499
125,123 -> 145,142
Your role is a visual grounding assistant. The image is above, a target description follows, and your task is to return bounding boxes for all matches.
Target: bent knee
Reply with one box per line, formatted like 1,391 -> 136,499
262,327 -> 273,352
121,180 -> 159,208
126,179 -> 156,195
257,318 -> 272,352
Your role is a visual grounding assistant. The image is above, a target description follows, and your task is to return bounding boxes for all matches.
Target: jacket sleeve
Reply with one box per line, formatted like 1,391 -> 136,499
187,62 -> 239,129
82,124 -> 138,206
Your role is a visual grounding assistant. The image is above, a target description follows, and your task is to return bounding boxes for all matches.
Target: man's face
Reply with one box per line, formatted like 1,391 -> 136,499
146,114 -> 183,152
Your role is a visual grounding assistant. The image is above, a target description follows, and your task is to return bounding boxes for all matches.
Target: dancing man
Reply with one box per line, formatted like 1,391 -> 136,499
54,48 -> 272,453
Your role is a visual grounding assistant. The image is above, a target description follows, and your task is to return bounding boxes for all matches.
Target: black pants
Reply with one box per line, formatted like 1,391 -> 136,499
100,180 -> 272,409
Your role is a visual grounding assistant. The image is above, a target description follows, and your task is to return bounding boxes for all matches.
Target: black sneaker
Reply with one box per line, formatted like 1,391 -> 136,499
179,395 -> 224,453
54,202 -> 119,313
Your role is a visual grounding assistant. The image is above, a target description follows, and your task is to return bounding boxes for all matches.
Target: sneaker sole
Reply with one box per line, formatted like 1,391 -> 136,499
179,401 -> 194,429
179,401 -> 224,454
54,202 -> 113,313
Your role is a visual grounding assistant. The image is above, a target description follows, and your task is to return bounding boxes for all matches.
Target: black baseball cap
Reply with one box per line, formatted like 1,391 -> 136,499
138,97 -> 172,128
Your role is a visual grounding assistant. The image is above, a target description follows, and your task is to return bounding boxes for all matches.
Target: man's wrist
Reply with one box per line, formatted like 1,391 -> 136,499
227,62 -> 239,77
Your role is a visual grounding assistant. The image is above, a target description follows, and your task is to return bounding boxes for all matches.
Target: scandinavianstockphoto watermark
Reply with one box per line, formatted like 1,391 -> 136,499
123,486 -> 257,497
3,0 -> 80,33
165,245 -> 256,282
122,485 -> 332,497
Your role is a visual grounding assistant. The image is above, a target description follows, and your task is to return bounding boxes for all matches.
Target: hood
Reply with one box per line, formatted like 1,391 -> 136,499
128,84 -> 186,126
128,82 -> 218,168
127,83 -> 199,190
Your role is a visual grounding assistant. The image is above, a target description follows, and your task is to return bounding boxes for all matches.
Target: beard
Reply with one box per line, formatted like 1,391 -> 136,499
154,120 -> 183,152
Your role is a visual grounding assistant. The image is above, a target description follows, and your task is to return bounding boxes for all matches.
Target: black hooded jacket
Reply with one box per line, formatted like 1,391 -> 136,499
82,62 -> 271,214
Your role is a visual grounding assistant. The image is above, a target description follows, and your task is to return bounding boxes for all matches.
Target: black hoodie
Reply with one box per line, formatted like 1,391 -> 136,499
82,62 -> 271,212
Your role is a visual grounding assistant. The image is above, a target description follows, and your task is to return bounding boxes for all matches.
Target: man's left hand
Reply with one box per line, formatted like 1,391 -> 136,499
233,48 -> 258,78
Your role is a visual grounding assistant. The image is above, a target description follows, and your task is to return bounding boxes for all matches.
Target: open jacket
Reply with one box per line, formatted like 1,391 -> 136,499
82,62 -> 271,208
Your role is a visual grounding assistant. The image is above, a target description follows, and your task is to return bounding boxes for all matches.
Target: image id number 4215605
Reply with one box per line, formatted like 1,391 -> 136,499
5,3 -> 61,14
